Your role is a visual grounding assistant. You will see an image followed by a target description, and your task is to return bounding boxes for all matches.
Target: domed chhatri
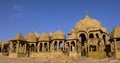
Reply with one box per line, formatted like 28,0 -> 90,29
52,29 -> 66,39
2,12 -> 120,59
74,12 -> 108,33
11,33 -> 25,41
38,32 -> 50,41
25,32 -> 38,42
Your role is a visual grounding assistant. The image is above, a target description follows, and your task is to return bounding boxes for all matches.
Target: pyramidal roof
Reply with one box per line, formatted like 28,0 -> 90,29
34,32 -> 40,37
38,32 -> 50,41
25,32 -> 37,38
54,29 -> 65,35
111,26 -> 120,38
12,33 -> 25,41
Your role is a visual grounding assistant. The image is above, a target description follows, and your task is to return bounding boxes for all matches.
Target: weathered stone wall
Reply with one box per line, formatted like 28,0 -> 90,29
88,52 -> 106,59
30,52 -> 63,58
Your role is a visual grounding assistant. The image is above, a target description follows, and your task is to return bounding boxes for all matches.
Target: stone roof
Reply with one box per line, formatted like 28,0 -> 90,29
68,33 -> 77,39
25,32 -> 38,42
110,26 -> 120,39
38,32 -> 50,41
70,13 -> 108,34
52,29 -> 66,39
12,33 -> 25,41
54,29 -> 65,35
34,32 -> 40,38
74,14 -> 102,30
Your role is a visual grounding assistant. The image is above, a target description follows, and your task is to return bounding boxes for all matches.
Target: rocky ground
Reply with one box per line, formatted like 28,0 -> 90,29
0,56 -> 120,63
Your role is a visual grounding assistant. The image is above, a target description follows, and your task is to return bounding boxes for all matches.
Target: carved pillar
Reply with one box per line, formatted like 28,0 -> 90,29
114,39 -> 117,58
37,42 -> 40,52
42,42 -> 44,52
57,41 -> 59,51
16,41 -> 20,53
62,41 -> 64,51
51,41 -> 54,51
75,41 -> 76,51
9,42 -> 13,53
24,43 -> 26,53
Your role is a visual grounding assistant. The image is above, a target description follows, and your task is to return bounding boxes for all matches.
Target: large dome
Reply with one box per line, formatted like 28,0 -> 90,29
74,14 -> 102,30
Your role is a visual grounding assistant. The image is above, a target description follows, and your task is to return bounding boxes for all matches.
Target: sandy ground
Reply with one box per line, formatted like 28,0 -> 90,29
0,56 -> 120,63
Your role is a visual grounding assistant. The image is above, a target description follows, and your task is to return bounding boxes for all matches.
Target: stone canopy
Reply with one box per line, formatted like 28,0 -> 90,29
70,13 -> 108,34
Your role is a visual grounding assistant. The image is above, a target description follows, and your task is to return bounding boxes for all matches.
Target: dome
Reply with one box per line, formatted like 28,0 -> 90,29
34,32 -> 40,38
12,33 -> 25,41
38,32 -> 50,41
74,14 -> 102,30
52,29 -> 66,39
68,33 -> 77,39
25,32 -> 38,42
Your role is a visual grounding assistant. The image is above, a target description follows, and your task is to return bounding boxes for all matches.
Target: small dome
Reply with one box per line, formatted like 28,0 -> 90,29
68,33 -> 77,39
52,29 -> 66,39
38,32 -> 50,41
12,33 -> 25,41
34,32 -> 40,38
49,32 -> 53,38
74,14 -> 102,30
25,32 -> 38,42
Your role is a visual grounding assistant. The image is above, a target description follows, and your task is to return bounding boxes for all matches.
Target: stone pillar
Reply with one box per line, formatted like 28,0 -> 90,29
16,41 -> 20,53
69,41 -> 71,51
47,42 -> 49,52
42,42 -> 44,52
114,39 -> 117,58
9,42 -> 13,53
87,39 -> 89,52
51,41 -> 54,52
62,41 -> 64,51
75,41 -> 76,51
24,43 -> 26,53
37,42 -> 40,52
1,43 -> 3,53
57,41 -> 59,51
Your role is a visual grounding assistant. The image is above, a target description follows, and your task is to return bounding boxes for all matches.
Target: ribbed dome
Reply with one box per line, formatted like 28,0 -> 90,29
52,29 -> 66,39
25,32 -> 38,42
74,14 -> 102,30
38,32 -> 50,41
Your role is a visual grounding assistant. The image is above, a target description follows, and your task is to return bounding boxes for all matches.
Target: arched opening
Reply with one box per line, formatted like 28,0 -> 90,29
26,44 -> 30,57
54,41 -> 57,51
44,43 -> 48,52
96,33 -> 99,38
39,43 -> 42,52
3,44 -> 9,52
59,41 -> 63,51
89,33 -> 94,38
102,35 -> 106,44
31,44 -> 35,52
80,33 -> 86,46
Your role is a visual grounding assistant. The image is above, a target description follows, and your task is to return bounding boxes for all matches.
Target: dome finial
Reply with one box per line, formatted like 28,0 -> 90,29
85,11 -> 88,17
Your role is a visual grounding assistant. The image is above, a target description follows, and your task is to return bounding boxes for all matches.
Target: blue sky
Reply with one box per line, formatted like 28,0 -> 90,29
0,0 -> 120,40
